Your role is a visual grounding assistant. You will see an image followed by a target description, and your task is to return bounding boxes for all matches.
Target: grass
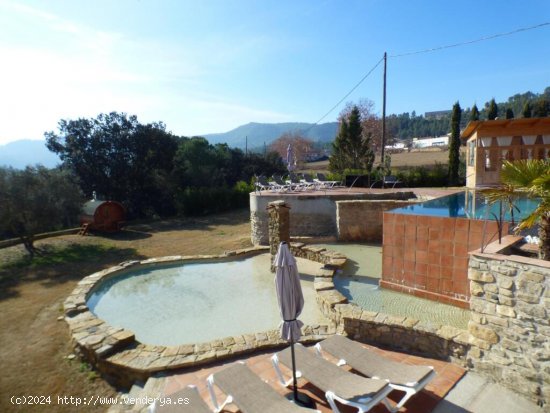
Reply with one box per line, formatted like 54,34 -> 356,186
0,243 -> 120,270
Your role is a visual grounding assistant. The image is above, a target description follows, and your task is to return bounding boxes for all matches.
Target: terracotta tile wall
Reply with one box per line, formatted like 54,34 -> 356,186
381,212 -> 509,309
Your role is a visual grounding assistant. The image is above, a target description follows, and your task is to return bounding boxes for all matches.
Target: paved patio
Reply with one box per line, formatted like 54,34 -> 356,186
158,342 -> 466,413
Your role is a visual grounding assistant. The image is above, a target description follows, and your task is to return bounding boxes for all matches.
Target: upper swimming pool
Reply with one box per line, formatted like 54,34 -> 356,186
389,190 -> 539,221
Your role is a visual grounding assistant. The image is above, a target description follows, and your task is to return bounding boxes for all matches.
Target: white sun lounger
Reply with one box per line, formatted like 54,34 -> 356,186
272,343 -> 394,413
207,362 -> 320,413
315,335 -> 436,412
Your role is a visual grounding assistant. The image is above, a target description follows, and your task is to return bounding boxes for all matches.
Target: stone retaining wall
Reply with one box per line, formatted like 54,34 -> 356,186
250,191 -> 416,245
466,237 -> 550,407
336,200 -> 413,242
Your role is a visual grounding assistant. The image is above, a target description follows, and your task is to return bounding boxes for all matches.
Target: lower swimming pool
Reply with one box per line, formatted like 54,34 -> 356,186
313,243 -> 470,328
87,254 -> 327,346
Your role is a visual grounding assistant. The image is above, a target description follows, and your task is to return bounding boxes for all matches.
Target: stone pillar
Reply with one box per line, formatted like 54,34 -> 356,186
267,200 -> 290,271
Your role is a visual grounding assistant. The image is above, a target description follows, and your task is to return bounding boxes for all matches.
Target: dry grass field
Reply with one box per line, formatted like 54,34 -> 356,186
305,147 -> 466,172
0,209 -> 252,412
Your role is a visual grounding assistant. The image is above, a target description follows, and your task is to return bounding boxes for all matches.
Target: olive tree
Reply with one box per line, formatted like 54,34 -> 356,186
0,166 -> 83,257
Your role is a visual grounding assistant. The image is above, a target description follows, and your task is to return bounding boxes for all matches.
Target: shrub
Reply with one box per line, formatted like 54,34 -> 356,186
175,181 -> 253,216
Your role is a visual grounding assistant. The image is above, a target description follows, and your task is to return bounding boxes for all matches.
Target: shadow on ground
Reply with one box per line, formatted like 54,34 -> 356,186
127,208 -> 250,234
0,244 -> 144,301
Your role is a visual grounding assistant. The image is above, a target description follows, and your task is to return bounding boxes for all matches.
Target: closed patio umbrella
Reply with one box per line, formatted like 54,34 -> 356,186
274,241 -> 314,408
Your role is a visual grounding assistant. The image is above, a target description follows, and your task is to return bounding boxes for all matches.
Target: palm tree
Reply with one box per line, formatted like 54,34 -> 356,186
483,159 -> 550,260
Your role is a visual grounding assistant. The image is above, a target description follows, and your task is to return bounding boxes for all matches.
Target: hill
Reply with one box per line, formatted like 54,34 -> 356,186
0,140 -> 60,169
203,122 -> 338,148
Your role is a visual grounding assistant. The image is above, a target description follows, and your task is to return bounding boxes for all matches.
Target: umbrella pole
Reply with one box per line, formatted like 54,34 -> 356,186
290,333 -> 298,402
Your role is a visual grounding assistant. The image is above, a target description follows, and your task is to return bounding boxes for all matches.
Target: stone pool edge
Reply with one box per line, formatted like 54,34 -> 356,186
64,243 -> 470,388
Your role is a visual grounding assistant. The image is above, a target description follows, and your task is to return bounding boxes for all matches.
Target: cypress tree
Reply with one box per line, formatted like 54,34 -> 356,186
448,101 -> 462,186
470,104 -> 480,121
487,98 -> 498,120
505,108 -> 514,119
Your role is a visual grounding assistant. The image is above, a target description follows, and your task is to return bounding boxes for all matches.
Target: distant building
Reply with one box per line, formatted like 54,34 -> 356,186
412,135 -> 449,148
461,117 -> 550,188
425,110 -> 452,119
384,142 -> 406,151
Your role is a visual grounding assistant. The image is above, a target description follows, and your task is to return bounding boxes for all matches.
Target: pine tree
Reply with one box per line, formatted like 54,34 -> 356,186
487,98 -> 498,120
522,102 -> 532,118
505,108 -> 514,119
328,105 -> 375,173
470,104 -> 480,121
448,102 -> 462,186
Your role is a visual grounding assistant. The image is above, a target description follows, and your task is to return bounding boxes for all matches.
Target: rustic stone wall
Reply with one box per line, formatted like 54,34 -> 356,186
250,191 -> 416,245
336,200 -> 412,242
267,200 -> 290,269
467,244 -> 550,406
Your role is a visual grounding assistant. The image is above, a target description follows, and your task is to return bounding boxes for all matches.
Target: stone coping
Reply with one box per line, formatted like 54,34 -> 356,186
65,242 -> 471,386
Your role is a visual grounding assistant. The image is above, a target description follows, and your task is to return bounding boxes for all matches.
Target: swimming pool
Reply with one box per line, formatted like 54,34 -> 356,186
313,243 -> 470,328
87,254 -> 327,346
389,190 -> 539,221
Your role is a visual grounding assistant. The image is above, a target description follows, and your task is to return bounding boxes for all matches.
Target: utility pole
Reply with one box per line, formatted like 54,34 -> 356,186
245,136 -> 248,156
380,51 -> 387,167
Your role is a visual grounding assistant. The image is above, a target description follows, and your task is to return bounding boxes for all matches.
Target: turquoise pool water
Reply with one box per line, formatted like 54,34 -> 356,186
87,254 -> 326,346
313,243 -> 470,328
389,191 -> 539,221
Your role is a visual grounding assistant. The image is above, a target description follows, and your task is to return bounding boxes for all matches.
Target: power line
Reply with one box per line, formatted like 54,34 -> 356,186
304,21 -> 549,133
389,22 -> 550,58
309,56 -> 384,127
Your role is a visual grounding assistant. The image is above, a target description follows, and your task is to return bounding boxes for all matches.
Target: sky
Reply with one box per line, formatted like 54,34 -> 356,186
0,0 -> 549,145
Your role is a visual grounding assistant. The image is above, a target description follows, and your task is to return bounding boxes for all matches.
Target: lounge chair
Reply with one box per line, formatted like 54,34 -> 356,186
150,385 -> 211,413
272,175 -> 292,192
300,173 -> 320,190
287,173 -> 307,191
315,173 -> 341,189
370,175 -> 403,189
315,335 -> 436,412
272,344 -> 393,413
207,362 -> 320,413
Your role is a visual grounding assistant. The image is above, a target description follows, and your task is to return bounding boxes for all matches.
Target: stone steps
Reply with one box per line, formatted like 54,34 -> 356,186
106,375 -> 167,413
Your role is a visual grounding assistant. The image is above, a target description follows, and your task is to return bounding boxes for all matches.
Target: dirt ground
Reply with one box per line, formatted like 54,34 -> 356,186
0,209 -> 252,413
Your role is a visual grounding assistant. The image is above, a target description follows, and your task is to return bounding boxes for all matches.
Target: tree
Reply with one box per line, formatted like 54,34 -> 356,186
483,160 -> 550,260
470,104 -> 480,121
268,132 -> 313,170
522,102 -> 532,118
532,98 -> 550,117
45,112 -> 179,218
448,102 -> 462,186
505,108 -> 514,119
0,166 -> 83,256
329,105 -> 375,174
487,98 -> 498,120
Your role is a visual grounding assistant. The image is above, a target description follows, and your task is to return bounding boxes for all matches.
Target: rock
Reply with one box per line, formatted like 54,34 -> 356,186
496,305 -> 516,318
468,269 -> 495,283
468,321 -> 499,344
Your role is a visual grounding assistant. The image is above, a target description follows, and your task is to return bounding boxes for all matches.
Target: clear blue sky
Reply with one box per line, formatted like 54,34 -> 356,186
0,0 -> 549,144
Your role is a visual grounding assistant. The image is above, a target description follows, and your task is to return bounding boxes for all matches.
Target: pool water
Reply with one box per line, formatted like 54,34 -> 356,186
313,243 -> 470,329
87,254 -> 327,346
389,190 -> 539,221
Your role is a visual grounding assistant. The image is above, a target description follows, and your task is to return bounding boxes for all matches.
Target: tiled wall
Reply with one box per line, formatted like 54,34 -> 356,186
380,212 -> 509,309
